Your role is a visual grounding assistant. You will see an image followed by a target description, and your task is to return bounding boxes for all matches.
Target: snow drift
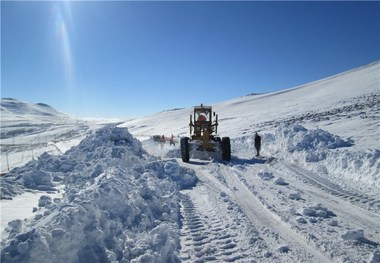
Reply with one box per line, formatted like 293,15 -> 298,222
233,124 -> 380,193
1,126 -> 197,263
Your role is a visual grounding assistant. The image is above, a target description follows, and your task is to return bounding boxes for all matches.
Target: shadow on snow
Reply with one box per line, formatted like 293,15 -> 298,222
228,156 -> 274,166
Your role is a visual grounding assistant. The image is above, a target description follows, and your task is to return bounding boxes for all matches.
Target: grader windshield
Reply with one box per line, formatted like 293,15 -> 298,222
195,108 -> 211,123
192,105 -> 214,137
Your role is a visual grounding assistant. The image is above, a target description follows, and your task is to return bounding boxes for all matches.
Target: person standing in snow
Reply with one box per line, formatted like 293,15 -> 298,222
170,134 -> 175,146
160,135 -> 165,149
254,132 -> 261,157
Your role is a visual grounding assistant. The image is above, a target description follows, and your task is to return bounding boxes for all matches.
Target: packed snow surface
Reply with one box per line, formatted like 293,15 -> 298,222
1,61 -> 380,262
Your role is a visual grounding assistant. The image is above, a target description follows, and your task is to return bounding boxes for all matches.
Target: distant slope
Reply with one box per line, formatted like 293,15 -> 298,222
214,61 -> 380,117
1,98 -> 70,122
0,98 -> 121,173
1,99 -> 87,173
122,61 -> 380,142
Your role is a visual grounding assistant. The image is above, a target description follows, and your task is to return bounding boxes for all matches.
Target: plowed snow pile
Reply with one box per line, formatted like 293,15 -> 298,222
1,126 -> 197,262
238,124 -> 380,192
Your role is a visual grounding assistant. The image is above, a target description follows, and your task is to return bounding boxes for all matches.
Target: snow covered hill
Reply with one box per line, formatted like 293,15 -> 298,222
1,98 -> 69,120
1,99 -> 116,174
1,62 -> 380,262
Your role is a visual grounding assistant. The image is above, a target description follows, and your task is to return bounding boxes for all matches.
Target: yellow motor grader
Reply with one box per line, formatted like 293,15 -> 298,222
180,104 -> 231,162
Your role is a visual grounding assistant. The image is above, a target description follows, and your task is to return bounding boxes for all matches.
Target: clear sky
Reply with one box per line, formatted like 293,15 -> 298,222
2,1 -> 380,119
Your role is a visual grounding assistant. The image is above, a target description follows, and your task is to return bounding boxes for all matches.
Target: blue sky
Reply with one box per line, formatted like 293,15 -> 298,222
2,1 -> 380,119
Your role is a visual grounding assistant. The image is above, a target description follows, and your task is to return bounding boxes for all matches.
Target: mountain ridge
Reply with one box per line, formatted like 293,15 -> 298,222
1,98 -> 69,118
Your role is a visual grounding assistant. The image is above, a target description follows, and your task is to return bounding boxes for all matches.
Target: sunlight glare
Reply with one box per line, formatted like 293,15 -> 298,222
53,1 -> 75,86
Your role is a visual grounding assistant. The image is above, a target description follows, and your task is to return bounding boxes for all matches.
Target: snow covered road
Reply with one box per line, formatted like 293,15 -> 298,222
176,157 -> 380,262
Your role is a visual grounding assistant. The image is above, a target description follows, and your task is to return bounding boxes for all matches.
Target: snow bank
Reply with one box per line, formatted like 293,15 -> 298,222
326,149 -> 380,189
233,124 -> 380,192
271,124 -> 379,191
1,126 -> 197,262
270,124 -> 354,161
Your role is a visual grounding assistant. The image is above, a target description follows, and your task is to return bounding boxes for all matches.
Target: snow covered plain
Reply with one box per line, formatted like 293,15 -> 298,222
1,61 -> 379,262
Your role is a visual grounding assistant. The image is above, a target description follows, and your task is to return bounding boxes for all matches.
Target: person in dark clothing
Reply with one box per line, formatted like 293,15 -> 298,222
254,132 -> 261,157
170,134 -> 175,146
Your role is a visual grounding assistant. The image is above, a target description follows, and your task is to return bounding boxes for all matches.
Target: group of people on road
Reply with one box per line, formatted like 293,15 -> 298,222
159,134 -> 176,149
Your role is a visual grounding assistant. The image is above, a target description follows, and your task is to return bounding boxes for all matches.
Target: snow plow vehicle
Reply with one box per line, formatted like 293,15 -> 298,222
180,104 -> 231,162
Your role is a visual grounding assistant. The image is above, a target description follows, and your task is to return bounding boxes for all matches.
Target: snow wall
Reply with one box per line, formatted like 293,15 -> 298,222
233,124 -> 380,193
1,126 -> 197,263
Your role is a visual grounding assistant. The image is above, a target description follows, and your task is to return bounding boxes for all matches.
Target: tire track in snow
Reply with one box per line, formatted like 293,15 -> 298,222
272,161 -> 380,214
211,162 -> 332,263
180,193 -> 238,262
270,161 -> 380,241
179,160 -> 331,262
178,184 -> 269,262
228,159 -> 380,261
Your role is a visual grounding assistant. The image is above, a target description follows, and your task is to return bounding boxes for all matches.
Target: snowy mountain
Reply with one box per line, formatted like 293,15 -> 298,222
0,99 -> 114,174
1,62 -> 380,262
1,98 -> 69,119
